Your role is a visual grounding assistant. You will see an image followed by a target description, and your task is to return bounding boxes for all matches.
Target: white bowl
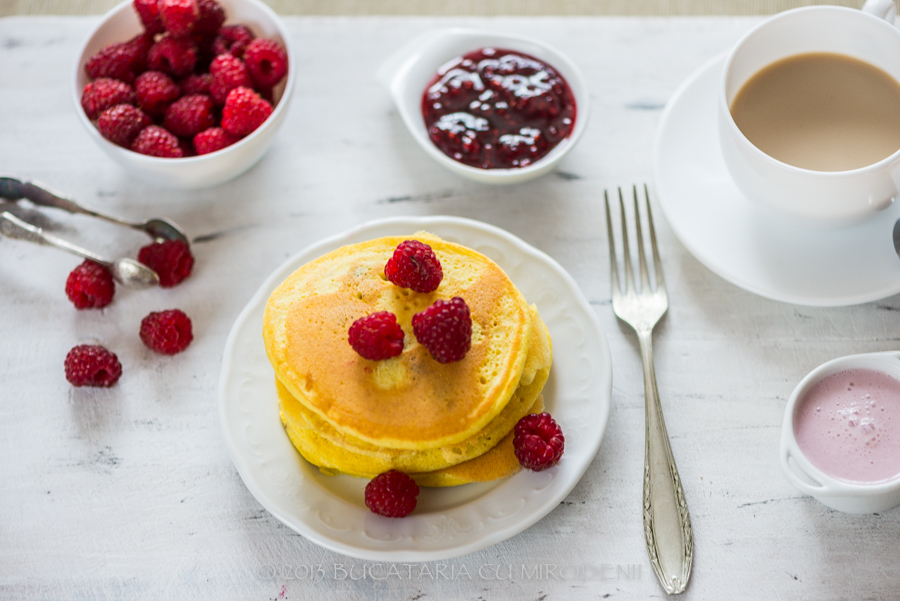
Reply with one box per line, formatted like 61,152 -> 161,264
376,28 -> 590,185
72,0 -> 295,190
780,351 -> 900,513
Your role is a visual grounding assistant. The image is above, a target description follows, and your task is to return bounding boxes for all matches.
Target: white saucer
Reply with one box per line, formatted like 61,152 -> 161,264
218,216 -> 612,561
653,55 -> 900,307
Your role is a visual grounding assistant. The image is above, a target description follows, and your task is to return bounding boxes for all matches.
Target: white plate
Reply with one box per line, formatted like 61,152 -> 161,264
218,216 -> 612,561
653,55 -> 900,307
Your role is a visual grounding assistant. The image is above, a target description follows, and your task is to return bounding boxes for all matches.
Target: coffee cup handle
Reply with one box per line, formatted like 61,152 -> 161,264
863,0 -> 897,24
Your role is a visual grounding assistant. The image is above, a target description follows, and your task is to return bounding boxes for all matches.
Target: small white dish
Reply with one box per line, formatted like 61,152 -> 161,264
376,28 -> 590,185
218,216 -> 612,561
72,0 -> 295,190
780,351 -> 900,514
652,54 -> 900,307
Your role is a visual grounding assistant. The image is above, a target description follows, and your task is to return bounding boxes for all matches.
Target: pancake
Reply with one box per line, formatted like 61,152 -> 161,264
263,232 -> 535,450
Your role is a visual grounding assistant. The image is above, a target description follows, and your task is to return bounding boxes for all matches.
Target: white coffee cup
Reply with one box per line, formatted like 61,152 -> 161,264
719,2 -> 900,229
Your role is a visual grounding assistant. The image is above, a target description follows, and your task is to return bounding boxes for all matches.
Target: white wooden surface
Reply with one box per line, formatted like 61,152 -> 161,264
2,14 -> 899,600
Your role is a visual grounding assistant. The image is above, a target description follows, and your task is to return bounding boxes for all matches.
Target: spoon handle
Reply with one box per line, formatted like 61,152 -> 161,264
0,211 -> 109,266
0,177 -> 134,229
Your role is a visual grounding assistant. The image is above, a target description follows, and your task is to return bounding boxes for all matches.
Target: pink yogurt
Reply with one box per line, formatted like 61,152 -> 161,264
794,368 -> 900,483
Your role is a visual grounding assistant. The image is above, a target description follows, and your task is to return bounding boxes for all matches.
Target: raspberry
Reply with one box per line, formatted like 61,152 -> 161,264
163,94 -> 215,137
65,345 -> 122,387
135,70 -> 181,117
131,125 -> 184,158
212,24 -> 254,58
412,297 -> 471,363
85,40 -> 139,83
137,239 -> 194,287
221,86 -> 272,136
384,240 -> 443,293
123,32 -> 155,73
159,0 -> 199,37
364,470 -> 419,518
179,72 -> 212,96
348,312 -> 405,361
193,127 -> 239,154
81,78 -> 135,121
194,0 -> 226,38
133,0 -> 164,34
513,412 -> 565,471
243,38 -> 288,89
147,35 -> 197,78
140,309 -> 193,354
65,260 -> 115,309
209,54 -> 251,105
97,104 -> 152,147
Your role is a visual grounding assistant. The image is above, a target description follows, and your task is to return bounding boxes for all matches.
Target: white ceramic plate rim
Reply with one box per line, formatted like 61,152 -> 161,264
218,215 -> 612,561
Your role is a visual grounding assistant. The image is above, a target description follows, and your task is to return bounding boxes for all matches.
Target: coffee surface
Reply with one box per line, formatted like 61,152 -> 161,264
731,52 -> 900,171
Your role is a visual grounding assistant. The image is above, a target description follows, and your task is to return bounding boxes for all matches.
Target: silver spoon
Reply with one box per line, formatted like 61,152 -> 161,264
0,177 -> 189,245
0,211 -> 159,288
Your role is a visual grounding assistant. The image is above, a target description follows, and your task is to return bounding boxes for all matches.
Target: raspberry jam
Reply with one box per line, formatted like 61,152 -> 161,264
421,48 -> 576,169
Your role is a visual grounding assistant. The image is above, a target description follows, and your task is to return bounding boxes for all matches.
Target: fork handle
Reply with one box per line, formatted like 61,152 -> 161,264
638,330 -> 693,595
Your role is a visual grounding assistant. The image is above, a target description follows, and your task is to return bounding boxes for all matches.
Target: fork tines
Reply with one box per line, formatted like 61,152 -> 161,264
604,184 -> 665,297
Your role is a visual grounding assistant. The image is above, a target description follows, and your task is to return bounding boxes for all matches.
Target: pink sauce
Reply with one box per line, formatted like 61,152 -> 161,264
794,368 -> 900,483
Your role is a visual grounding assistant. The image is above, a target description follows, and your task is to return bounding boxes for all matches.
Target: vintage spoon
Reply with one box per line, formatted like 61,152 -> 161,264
0,211 -> 159,288
0,177 -> 189,245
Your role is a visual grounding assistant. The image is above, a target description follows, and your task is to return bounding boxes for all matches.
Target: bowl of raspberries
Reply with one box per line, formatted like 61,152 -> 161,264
73,0 -> 294,189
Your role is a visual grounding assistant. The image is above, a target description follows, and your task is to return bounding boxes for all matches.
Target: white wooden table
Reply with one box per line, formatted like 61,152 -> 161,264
2,14 -> 899,600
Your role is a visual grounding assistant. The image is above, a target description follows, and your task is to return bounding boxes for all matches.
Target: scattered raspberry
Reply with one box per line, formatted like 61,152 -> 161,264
212,24 -> 254,58
209,53 -> 251,105
179,72 -> 212,96
147,35 -> 197,78
140,309 -> 193,354
131,125 -> 184,157
159,0 -> 199,37
243,38 -> 288,89
134,70 -> 181,117
513,412 -> 565,471
194,0 -> 226,38
133,0 -> 164,34
221,86 -> 272,136
65,260 -> 115,309
193,127 -> 239,154
162,94 -> 215,137
364,470 -> 419,518
412,297 -> 471,363
97,104 -> 152,147
137,239 -> 194,287
64,344 -> 122,387
81,78 -> 135,121
384,240 -> 443,293
348,312 -> 405,361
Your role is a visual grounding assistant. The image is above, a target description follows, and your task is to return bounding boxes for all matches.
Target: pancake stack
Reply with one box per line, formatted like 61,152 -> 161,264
263,232 -> 552,486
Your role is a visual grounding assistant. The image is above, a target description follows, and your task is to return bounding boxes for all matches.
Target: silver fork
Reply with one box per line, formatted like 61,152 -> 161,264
605,185 -> 693,595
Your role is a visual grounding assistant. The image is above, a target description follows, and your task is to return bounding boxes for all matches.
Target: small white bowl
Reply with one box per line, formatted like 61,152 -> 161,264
376,28 -> 590,185
780,351 -> 900,513
72,0 -> 295,190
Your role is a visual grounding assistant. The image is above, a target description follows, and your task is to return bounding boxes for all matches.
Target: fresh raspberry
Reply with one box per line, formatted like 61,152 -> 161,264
209,54 -> 251,105
65,345 -> 122,387
412,297 -> 471,363
179,72 -> 212,96
147,35 -> 197,78
137,239 -> 194,287
384,240 -> 443,293
513,412 -> 565,471
80,78 -> 135,121
212,24 -> 254,58
133,0 -> 164,34
221,86 -> 272,136
97,104 -> 152,147
162,94 -> 215,137
131,125 -> 184,157
85,40 -> 139,83
65,260 -> 115,309
364,470 -> 419,518
159,0 -> 199,37
140,309 -> 193,354
123,31 -> 155,73
348,312 -> 405,361
193,127 -> 239,154
134,70 -> 181,117
194,0 -> 226,38
243,38 -> 288,89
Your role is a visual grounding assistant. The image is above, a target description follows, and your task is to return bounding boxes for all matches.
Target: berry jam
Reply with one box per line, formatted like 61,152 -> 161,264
421,47 -> 576,170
